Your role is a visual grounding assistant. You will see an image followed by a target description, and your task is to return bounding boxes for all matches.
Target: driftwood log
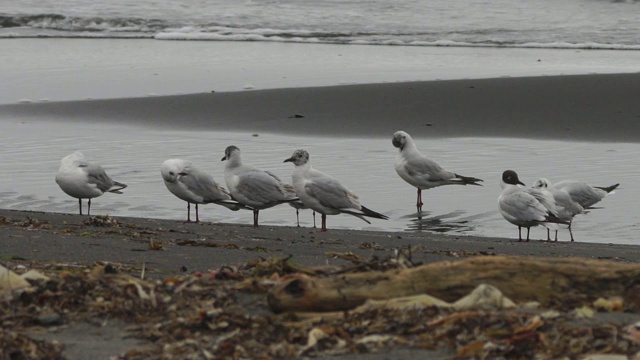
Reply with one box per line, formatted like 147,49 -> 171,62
267,256 -> 640,313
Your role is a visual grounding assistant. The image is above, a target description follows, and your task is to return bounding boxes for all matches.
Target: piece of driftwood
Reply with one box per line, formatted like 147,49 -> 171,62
267,256 -> 640,313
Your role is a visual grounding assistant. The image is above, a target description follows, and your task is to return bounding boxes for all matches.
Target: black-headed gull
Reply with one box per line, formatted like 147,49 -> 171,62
284,149 -> 388,232
161,159 -> 243,223
498,170 -> 568,242
392,130 -> 483,212
222,145 -> 298,227
55,151 -> 127,215
532,178 -> 585,242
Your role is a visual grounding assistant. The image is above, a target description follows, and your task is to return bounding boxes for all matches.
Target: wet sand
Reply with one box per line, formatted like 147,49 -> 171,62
2,208 -> 639,278
3,72 -> 640,142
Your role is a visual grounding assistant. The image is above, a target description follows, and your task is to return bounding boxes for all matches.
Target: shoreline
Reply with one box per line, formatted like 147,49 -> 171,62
3,72 -> 640,142
2,208 -> 639,278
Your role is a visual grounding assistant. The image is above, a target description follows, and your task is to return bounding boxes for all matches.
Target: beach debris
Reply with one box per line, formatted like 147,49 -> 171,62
594,296 -> 625,312
0,329 -> 65,359
452,284 -> 516,310
1,256 -> 640,359
82,215 -> 120,227
267,256 -> 640,313
242,84 -> 255,90
624,322 -> 640,344
0,265 -> 31,301
147,239 -> 165,251
288,113 -> 305,118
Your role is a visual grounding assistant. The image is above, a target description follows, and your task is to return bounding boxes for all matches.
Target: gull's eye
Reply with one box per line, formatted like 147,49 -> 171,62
169,171 -> 174,175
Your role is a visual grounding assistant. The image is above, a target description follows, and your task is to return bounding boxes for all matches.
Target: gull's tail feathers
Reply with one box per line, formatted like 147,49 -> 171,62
109,182 -> 127,194
455,174 -> 484,186
542,213 -> 571,226
212,199 -> 251,211
595,183 -> 620,194
339,205 -> 389,224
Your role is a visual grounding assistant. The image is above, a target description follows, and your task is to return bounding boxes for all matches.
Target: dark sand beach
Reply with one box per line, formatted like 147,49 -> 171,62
3,73 -> 640,142
2,71 -> 640,358
2,205 -> 640,359
3,209 -> 640,276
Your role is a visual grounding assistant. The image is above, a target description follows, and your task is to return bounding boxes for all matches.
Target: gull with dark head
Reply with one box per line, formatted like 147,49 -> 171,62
55,151 -> 127,215
161,159 -> 243,223
392,130 -> 483,212
284,149 -> 388,232
222,145 -> 298,227
498,170 -> 568,242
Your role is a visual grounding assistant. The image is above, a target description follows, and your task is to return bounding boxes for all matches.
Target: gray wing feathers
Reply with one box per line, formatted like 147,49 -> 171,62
305,178 -> 360,210
180,167 -> 231,202
237,172 -> 287,203
404,158 -> 455,182
84,164 -> 115,192
503,192 -> 548,221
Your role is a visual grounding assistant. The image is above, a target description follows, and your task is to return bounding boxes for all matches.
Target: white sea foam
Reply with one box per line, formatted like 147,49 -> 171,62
2,0 -> 640,50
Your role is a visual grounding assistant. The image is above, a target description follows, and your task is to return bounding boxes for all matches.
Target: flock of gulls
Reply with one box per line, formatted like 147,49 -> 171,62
54,130 -> 619,241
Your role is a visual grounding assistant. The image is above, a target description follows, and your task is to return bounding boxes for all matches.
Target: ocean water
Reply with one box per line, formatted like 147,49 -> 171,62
2,0 -> 640,50
0,118 -> 637,245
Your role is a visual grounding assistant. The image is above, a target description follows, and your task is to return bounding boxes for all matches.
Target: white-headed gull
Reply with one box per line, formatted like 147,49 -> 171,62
284,149 -> 388,232
392,130 -> 483,212
281,181 -> 316,227
55,151 -> 127,215
532,178 -> 585,242
549,179 -> 619,209
498,170 -> 568,242
161,159 -> 243,223
222,145 -> 298,227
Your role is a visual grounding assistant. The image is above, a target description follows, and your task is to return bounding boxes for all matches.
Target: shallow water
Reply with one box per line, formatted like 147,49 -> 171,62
0,118 -> 637,244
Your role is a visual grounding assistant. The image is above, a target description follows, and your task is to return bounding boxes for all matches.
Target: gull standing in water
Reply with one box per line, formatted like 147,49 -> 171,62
284,149 -> 388,231
532,178 -> 585,242
161,159 -> 243,223
392,130 -> 483,212
55,151 -> 127,215
498,170 -> 568,242
222,145 -> 298,227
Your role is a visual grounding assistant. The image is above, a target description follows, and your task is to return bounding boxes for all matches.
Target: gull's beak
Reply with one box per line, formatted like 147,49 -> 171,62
518,180 -> 525,186
283,157 -> 293,163
221,155 -> 227,161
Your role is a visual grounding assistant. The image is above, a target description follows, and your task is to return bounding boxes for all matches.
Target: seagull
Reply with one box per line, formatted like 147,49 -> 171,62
551,180 -> 619,209
286,182 -> 316,228
55,151 -> 127,215
161,159 -> 243,223
532,178 -> 585,242
392,130 -> 483,212
284,149 -> 388,232
222,145 -> 298,227
498,170 -> 568,242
